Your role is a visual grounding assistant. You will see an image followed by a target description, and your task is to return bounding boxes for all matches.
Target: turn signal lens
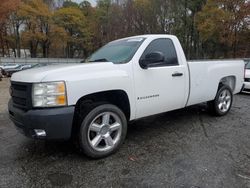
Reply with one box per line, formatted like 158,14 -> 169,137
56,95 -> 66,105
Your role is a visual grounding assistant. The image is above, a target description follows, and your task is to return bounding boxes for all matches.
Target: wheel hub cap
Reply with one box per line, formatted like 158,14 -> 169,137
218,89 -> 231,113
100,125 -> 109,135
88,112 -> 122,152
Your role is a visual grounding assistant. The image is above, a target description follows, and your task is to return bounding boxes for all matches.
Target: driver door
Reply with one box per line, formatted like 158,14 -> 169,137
133,38 -> 188,118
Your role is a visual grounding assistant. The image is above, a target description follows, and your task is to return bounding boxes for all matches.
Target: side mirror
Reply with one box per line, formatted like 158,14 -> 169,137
139,51 -> 165,69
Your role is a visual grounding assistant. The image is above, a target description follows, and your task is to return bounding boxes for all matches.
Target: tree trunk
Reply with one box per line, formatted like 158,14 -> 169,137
184,0 -> 188,53
43,44 -> 46,58
16,24 -> 21,58
233,25 -> 237,58
42,42 -> 50,58
6,42 -> 10,57
189,14 -> 195,59
0,33 -> 5,57
12,48 -> 16,57
30,41 -> 38,58
30,41 -> 34,58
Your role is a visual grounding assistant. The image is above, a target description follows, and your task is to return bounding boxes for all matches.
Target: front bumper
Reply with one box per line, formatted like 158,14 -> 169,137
243,82 -> 250,92
8,100 -> 75,140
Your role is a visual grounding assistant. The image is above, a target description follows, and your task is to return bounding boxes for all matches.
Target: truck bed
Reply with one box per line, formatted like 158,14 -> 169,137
187,60 -> 244,106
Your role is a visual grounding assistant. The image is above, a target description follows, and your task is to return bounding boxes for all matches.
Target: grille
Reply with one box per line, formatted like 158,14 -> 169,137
245,78 -> 250,82
11,82 -> 32,110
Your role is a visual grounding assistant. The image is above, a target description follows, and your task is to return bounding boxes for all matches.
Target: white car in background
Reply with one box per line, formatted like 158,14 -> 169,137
243,62 -> 250,93
0,63 -> 19,70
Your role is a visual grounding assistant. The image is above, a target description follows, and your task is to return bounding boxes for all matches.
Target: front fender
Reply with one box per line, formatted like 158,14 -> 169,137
65,70 -> 136,120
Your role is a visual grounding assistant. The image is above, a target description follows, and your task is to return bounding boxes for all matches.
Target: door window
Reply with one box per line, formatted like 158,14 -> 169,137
140,38 -> 179,67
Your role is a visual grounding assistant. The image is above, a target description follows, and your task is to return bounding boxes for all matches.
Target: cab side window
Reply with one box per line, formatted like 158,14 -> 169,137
140,38 -> 179,67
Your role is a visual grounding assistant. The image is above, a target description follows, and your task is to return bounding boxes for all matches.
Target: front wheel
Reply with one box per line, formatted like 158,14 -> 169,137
208,85 -> 233,116
78,104 -> 127,159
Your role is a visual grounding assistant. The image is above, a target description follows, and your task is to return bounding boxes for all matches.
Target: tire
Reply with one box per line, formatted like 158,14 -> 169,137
208,85 -> 233,116
78,103 -> 127,159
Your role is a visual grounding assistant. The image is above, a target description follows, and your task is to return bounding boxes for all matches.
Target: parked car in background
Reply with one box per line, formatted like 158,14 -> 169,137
0,62 -> 52,77
0,68 -> 7,80
243,61 -> 250,93
5,64 -> 36,77
0,68 -> 3,81
0,63 -> 19,70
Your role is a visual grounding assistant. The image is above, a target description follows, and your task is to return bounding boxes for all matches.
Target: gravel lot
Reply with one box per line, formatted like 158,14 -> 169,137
0,78 -> 250,188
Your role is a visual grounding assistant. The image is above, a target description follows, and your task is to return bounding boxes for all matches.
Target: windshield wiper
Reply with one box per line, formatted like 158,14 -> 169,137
89,58 -> 109,62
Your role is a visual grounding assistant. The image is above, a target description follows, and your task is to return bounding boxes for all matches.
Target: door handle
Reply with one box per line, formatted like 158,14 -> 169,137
172,72 -> 183,77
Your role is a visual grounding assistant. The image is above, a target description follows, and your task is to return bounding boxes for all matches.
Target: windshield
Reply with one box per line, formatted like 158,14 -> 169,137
88,37 -> 145,64
246,62 -> 250,69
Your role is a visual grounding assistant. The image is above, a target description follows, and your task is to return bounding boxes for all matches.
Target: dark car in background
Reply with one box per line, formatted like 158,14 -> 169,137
0,68 -> 3,81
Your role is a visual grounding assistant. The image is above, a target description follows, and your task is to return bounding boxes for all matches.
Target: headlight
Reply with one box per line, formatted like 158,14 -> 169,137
32,81 -> 67,107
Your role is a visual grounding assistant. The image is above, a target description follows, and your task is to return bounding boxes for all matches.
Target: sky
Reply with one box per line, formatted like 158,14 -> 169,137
73,0 -> 97,6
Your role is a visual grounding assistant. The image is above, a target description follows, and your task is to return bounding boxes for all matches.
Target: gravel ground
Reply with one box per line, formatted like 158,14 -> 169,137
0,78 -> 250,188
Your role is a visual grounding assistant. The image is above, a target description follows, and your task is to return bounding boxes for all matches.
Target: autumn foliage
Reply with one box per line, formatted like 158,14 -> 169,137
0,0 -> 20,22
0,0 -> 249,59
196,0 -> 250,58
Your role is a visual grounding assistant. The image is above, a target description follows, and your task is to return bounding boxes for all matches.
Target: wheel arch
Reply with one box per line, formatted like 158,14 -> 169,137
218,75 -> 236,92
76,89 -> 130,119
71,90 -> 131,138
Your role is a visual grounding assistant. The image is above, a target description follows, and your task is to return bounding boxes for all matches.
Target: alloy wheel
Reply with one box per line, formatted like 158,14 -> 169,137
217,89 -> 232,113
87,112 -> 122,152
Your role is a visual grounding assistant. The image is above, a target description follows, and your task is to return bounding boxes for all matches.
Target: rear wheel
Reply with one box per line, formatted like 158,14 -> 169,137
208,85 -> 233,116
78,103 -> 127,159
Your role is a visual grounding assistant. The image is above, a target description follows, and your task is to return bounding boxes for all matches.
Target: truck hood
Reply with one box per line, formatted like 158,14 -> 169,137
11,62 -> 126,83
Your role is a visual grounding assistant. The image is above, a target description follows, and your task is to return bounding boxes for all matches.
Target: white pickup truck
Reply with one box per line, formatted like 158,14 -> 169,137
9,35 -> 244,158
